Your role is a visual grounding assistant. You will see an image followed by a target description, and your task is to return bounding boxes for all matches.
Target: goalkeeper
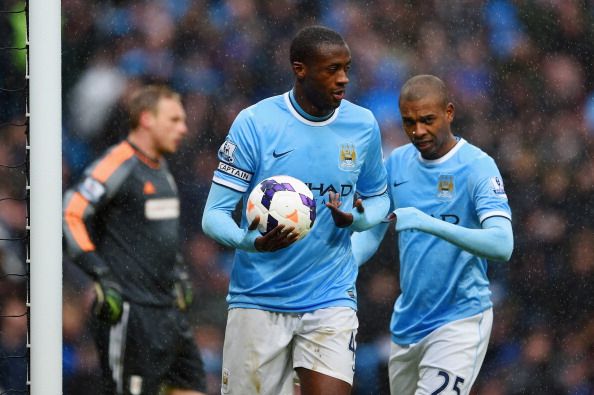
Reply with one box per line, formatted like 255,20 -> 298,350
63,85 -> 206,395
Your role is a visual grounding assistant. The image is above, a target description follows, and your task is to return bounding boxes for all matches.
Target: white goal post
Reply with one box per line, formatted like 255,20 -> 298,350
29,0 -> 62,394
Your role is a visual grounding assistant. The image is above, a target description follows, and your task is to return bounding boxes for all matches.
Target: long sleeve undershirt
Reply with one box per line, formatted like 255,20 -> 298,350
348,191 -> 390,232
202,184 -> 390,251
352,208 -> 513,266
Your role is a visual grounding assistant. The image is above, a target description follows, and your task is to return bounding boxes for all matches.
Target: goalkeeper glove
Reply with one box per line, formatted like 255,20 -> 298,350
93,276 -> 124,325
75,252 -> 124,324
173,257 -> 193,311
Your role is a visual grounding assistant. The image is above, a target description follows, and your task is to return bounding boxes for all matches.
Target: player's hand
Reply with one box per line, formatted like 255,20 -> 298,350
174,267 -> 193,311
385,211 -> 397,222
326,192 -> 364,228
93,277 -> 123,325
250,216 -> 299,252
389,207 -> 427,232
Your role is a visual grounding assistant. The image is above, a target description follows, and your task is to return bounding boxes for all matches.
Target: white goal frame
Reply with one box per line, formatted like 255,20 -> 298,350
29,0 -> 62,393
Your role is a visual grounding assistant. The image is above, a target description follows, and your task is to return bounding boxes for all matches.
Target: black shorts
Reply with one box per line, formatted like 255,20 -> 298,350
92,302 -> 206,395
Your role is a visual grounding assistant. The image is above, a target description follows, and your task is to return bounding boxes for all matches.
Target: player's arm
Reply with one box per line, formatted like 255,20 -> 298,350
63,183 -> 123,324
202,183 -> 298,252
349,191 -> 390,232
326,190 -> 390,231
351,220 -> 390,266
63,144 -> 139,324
201,183 -> 259,251
392,208 -> 514,261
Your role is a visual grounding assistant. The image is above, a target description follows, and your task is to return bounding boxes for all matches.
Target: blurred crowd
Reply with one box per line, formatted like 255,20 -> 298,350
1,0 -> 594,394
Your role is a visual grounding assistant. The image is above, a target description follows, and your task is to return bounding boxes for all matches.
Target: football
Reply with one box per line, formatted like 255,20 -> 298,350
246,175 -> 316,240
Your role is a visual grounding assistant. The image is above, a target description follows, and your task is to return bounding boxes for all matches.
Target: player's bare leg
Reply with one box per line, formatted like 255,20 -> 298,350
162,387 -> 205,395
295,368 -> 351,395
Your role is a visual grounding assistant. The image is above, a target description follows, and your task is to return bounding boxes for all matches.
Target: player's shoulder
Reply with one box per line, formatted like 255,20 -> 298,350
339,99 -> 376,124
105,140 -> 134,156
231,94 -> 286,131
71,141 -> 138,202
387,143 -> 416,163
96,140 -> 138,165
459,138 -> 497,166
85,140 -> 138,182
240,94 -> 285,117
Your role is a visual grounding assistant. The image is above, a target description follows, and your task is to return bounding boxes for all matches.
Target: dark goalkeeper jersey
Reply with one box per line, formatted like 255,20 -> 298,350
64,140 -> 182,306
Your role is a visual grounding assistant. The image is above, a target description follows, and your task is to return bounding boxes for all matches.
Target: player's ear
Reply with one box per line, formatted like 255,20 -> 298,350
292,61 -> 306,79
138,110 -> 155,129
445,102 -> 455,122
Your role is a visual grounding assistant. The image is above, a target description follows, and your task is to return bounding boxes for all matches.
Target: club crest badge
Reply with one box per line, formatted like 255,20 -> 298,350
437,174 -> 454,199
339,144 -> 357,170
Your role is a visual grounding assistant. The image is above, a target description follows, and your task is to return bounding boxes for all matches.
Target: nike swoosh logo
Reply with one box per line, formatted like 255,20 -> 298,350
272,149 -> 294,158
393,181 -> 409,187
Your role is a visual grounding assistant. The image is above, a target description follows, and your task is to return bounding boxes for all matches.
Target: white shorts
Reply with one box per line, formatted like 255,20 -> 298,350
389,308 -> 493,395
221,307 -> 358,395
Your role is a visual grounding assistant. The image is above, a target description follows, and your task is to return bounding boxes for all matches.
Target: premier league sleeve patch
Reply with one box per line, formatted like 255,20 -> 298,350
79,176 -> 106,203
490,176 -> 507,198
218,140 -> 237,164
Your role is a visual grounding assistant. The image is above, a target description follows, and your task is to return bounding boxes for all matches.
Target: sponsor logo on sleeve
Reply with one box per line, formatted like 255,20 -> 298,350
79,177 -> 106,203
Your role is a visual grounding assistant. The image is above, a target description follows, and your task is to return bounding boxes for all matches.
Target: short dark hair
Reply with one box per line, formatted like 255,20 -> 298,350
399,75 -> 449,108
290,25 -> 346,64
128,85 -> 181,129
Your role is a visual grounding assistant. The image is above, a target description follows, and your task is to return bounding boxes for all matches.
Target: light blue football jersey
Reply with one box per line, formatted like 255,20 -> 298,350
213,91 -> 387,313
386,138 -> 511,344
